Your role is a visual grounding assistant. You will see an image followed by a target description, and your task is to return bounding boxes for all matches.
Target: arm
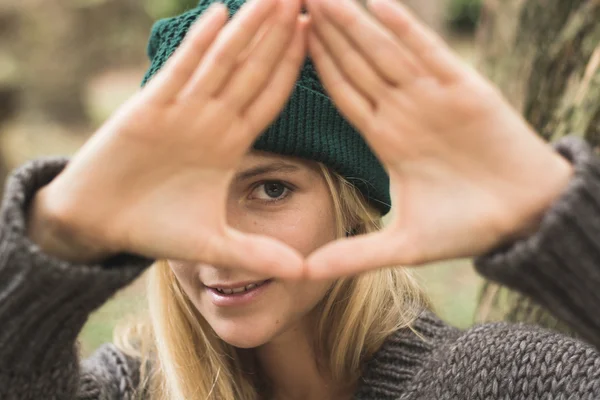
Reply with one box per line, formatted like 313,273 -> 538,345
415,320 -> 600,399
0,158 -> 152,400
0,1 -> 310,397
475,136 -> 600,349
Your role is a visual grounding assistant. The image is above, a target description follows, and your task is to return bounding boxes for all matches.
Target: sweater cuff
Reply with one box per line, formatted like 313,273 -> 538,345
0,158 -> 154,372
475,136 -> 600,344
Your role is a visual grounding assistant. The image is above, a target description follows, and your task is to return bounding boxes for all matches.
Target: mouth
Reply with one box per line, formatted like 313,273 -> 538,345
205,279 -> 272,296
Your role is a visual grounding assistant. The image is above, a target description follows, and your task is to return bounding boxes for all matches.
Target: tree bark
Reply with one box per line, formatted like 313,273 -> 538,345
475,0 -> 600,333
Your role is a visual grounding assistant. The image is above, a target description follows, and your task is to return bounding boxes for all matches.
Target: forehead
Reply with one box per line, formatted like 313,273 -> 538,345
238,151 -> 321,174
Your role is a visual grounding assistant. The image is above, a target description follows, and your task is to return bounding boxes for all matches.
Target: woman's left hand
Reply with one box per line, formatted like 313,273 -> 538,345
304,0 -> 574,278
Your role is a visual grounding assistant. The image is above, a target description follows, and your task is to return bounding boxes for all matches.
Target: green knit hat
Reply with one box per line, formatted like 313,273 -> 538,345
141,0 -> 391,215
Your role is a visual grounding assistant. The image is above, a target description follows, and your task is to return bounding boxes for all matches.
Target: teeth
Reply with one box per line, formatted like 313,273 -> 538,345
214,281 -> 266,295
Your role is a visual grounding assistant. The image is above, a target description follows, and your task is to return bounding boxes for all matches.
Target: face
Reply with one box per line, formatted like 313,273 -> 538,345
168,152 -> 337,348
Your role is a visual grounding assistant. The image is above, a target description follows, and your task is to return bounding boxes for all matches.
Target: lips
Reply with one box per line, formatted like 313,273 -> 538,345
205,279 -> 271,295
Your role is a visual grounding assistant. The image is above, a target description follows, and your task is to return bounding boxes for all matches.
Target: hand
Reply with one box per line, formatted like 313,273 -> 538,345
304,0 -> 574,278
31,0 -> 308,277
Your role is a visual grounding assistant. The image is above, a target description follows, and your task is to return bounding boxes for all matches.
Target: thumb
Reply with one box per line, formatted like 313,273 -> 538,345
214,228 -> 306,279
305,230 -> 417,279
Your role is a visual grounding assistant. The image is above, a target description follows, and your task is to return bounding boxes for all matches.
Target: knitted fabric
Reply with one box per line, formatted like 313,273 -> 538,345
1,137 -> 600,399
141,0 -> 392,214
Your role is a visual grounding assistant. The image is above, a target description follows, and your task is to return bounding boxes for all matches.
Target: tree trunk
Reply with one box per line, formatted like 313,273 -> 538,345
474,0 -> 600,334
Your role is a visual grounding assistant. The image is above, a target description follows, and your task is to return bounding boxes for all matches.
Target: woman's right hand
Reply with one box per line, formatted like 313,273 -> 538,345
27,0 -> 307,277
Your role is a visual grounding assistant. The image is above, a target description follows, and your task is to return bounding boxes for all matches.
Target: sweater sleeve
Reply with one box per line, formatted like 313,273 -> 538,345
475,135 -> 600,349
0,158 -> 154,400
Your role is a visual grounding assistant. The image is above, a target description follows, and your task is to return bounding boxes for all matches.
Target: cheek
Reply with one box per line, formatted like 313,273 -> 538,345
167,260 -> 197,296
252,204 -> 337,257
168,260 -> 189,281
285,278 -> 334,317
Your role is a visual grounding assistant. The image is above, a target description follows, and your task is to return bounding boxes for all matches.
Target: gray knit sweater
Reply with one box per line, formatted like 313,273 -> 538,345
1,136 -> 600,399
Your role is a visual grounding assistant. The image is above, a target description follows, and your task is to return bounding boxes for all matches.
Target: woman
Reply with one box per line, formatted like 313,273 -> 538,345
1,0 -> 599,398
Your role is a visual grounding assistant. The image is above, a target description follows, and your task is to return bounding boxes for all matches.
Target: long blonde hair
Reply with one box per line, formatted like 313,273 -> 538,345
114,165 -> 428,400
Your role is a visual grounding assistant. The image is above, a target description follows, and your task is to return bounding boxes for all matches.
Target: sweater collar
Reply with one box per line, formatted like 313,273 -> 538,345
353,310 -> 459,400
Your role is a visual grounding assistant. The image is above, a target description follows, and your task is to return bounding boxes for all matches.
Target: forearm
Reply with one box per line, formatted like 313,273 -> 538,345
27,179 -> 115,265
0,158 -> 152,399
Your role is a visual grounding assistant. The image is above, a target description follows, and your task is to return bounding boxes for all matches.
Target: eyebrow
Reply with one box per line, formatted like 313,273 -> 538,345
235,162 -> 301,181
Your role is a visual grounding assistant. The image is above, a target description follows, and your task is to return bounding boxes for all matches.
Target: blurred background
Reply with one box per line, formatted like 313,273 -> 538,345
0,0 -> 565,357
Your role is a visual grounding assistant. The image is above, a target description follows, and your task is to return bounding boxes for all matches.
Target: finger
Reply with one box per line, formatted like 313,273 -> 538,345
179,0 -> 278,101
310,6 -> 386,102
235,0 -> 302,63
144,4 -> 228,104
307,0 -> 423,86
243,16 -> 308,131
307,31 -> 372,133
305,230 -> 415,279
221,0 -> 301,110
367,0 -> 464,82
216,228 -> 305,279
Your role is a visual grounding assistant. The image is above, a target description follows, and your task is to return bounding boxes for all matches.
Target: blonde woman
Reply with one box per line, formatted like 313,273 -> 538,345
1,0 -> 599,398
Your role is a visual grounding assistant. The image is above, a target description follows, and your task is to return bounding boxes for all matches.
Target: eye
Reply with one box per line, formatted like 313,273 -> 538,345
249,181 -> 293,202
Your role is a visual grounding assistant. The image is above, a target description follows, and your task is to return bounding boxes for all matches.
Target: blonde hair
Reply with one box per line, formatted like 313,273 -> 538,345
114,165 -> 428,400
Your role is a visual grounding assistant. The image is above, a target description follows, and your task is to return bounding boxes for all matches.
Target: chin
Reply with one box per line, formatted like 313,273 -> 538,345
220,333 -> 270,349
206,316 -> 281,349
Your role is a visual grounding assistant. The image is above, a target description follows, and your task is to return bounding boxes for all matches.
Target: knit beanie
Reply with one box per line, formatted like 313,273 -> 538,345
141,0 -> 391,215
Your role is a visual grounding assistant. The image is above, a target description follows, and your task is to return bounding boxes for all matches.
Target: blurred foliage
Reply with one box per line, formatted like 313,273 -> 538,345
144,0 -> 484,33
143,0 -> 198,20
448,0 -> 482,33
61,0 -> 198,19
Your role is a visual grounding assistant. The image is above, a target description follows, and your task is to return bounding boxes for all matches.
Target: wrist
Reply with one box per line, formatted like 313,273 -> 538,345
501,151 -> 574,243
26,184 -> 113,264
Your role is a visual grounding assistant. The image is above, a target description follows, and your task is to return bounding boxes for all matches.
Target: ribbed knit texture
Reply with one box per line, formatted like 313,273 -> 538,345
142,0 -> 392,214
1,136 -> 600,399
0,159 -> 152,399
